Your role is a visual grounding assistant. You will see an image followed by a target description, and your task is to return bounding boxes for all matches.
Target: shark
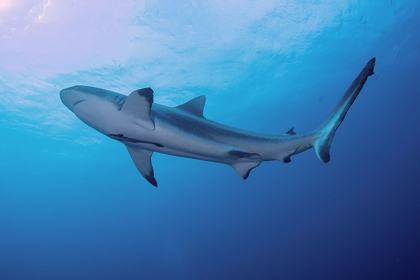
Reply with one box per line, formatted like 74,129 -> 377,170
60,58 -> 376,187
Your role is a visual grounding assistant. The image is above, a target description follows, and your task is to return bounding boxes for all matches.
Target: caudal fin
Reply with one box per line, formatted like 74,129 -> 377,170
314,58 -> 376,163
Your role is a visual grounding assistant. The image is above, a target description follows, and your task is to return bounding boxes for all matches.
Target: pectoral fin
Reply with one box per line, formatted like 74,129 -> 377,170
126,145 -> 157,187
122,88 -> 155,130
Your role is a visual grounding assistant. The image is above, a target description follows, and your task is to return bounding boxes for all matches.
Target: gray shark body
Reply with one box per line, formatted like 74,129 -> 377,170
60,58 -> 376,186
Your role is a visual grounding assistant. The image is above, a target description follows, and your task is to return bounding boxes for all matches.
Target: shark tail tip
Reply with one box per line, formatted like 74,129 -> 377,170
365,57 -> 376,76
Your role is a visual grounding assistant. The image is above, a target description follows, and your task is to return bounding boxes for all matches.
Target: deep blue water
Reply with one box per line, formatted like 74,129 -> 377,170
1,1 -> 420,279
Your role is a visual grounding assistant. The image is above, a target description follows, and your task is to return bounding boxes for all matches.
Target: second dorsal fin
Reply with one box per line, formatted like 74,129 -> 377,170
176,95 -> 206,118
285,127 -> 296,135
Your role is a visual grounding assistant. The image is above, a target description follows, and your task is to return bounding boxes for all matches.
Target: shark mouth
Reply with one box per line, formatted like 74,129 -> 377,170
73,100 -> 85,108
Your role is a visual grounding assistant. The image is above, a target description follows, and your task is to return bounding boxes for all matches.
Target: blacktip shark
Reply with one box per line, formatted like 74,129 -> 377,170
60,58 -> 376,187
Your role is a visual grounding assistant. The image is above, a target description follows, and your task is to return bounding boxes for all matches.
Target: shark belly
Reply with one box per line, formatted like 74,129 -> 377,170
145,105 -> 306,164
105,102 -> 314,167
142,109 -> 236,164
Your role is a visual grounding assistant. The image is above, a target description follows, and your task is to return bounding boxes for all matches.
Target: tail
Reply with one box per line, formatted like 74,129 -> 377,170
313,57 -> 376,163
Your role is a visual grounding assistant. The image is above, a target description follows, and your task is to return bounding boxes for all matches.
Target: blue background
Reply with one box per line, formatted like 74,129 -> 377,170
1,1 -> 419,279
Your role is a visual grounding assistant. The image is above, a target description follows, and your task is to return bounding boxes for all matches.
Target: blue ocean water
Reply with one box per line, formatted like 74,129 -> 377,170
1,1 -> 420,279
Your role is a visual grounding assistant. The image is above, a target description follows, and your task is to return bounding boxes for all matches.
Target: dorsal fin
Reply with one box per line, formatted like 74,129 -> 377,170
122,88 -> 155,130
176,95 -> 206,118
285,127 -> 296,135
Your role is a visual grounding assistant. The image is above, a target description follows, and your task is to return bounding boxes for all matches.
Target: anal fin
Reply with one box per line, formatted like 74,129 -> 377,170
279,146 -> 300,163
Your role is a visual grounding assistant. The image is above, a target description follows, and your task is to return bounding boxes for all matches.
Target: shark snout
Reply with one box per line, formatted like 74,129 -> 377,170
60,89 -> 70,109
59,88 -> 67,99
60,87 -> 79,111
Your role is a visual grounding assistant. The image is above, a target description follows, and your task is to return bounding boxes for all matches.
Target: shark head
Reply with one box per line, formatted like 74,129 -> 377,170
60,85 -> 127,111
60,85 -> 127,133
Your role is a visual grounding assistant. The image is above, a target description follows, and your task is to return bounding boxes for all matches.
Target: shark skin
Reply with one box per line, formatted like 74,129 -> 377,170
60,58 -> 376,187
